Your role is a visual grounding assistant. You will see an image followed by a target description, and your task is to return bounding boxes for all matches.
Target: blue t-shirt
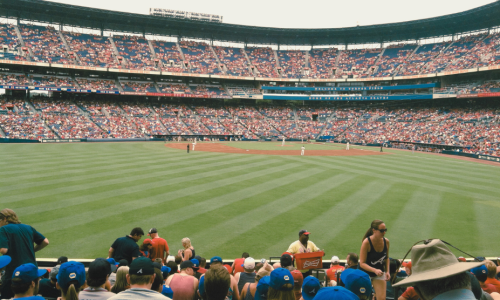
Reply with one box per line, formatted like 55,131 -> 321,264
111,235 -> 140,264
11,296 -> 45,300
0,223 -> 45,278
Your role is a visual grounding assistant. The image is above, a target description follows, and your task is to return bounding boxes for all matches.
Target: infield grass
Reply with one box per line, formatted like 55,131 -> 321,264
1,141 -> 499,260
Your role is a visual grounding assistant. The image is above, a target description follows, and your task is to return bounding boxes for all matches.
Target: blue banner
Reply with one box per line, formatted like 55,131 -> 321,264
262,83 -> 437,92
263,94 -> 433,101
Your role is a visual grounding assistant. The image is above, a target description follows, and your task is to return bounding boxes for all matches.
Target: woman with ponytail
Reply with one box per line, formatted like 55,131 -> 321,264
359,219 -> 390,300
57,261 -> 86,300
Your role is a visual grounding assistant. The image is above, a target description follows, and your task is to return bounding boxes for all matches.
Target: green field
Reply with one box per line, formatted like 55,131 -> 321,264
1,142 -> 499,260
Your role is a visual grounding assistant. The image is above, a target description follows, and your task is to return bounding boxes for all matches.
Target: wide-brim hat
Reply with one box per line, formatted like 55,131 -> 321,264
393,239 -> 485,287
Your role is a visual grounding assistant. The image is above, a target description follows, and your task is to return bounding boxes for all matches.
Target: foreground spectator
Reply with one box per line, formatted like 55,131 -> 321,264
313,286 -> 359,300
268,268 -> 295,300
235,257 -> 256,293
241,263 -> 273,300
110,266 -> 130,294
210,256 -> 240,300
108,257 -> 168,300
10,263 -> 47,300
291,270 -> 303,300
0,208 -> 50,299
164,260 -> 198,300
178,237 -> 195,262
79,258 -> 115,300
393,239 -> 485,300
109,227 -> 144,265
326,256 -> 345,286
340,268 -> 372,299
345,253 -> 359,269
471,265 -> 498,294
232,252 -> 250,275
139,239 -> 153,258
485,260 -> 500,292
205,264 -> 232,300
38,265 -> 60,298
301,276 -> 321,300
57,261 -> 87,300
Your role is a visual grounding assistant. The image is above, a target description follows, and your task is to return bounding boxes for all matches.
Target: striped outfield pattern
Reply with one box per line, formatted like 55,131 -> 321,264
1,142 -> 500,260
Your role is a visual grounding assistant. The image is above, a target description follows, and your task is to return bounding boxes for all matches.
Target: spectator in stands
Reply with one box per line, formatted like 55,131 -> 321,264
148,228 -> 170,264
255,275 -> 271,300
58,256 -> 69,265
139,239 -> 153,258
198,257 -> 208,276
210,256 -> 240,300
205,264 -> 232,300
471,265 -> 498,294
287,230 -> 324,277
340,268 -> 372,300
110,266 -> 130,294
178,237 -> 195,262
268,268 -> 295,300
0,208 -> 50,299
386,259 -> 403,300
393,239 -> 485,300
232,253 -> 250,275
38,265 -> 61,298
164,260 -> 198,300
108,227 -> 144,265
301,276 -> 321,300
235,257 -> 257,294
79,258 -> 115,300
484,260 -> 500,292
345,253 -> 359,269
108,257 -> 166,300
326,256 -> 345,286
359,219 -> 390,300
151,267 -> 164,293
10,263 -> 47,300
290,270 -> 303,300
313,286 -> 359,300
57,261 -> 87,300
241,262 -> 274,300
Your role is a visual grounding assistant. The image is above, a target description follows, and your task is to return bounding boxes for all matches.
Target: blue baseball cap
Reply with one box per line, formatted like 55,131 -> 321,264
11,263 -> 47,284
302,276 -> 322,300
270,268 -> 294,291
57,261 -> 86,290
340,268 -> 372,298
0,255 -> 11,269
210,256 -> 223,264
161,266 -> 171,278
255,275 -> 271,300
162,285 -> 174,298
191,259 -> 200,269
106,258 -> 118,272
471,265 -> 488,281
314,286 -> 359,300
198,274 -> 206,298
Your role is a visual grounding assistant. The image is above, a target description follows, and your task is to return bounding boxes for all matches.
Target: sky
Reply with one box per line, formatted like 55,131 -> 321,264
44,0 -> 497,29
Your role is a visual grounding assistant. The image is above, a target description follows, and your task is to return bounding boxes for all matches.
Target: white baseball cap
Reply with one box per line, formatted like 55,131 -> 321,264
242,257 -> 256,269
331,256 -> 340,263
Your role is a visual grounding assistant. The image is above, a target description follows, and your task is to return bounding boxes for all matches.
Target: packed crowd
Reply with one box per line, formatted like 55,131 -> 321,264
151,41 -> 185,73
277,50 -> 306,78
76,78 -> 120,91
63,32 -> 119,68
18,24 -> 73,64
1,99 -> 499,156
308,48 -> 338,79
179,41 -> 221,74
246,47 -> 279,78
2,211 -> 500,300
336,49 -> 383,78
213,46 -> 253,77
113,35 -> 158,71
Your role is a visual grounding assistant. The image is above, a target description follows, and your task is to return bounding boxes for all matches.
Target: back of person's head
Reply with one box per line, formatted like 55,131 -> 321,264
57,262 -> 86,300
268,268 -> 294,300
471,265 -> 488,283
200,257 -> 207,268
129,257 -> 155,286
154,258 -> 163,266
484,260 -> 497,278
362,219 -> 384,241
174,255 -> 182,264
0,208 -> 20,224
347,253 -> 358,265
111,267 -> 129,294
166,261 -> 178,275
415,271 -> 470,299
389,259 -> 401,276
57,256 -> 69,265
10,263 -> 47,296
205,264 -> 230,300
256,266 -> 272,282
182,237 -> 192,247
242,252 -> 250,259
291,270 -> 303,292
87,258 -> 111,288
151,268 -> 163,292
130,227 -> 144,236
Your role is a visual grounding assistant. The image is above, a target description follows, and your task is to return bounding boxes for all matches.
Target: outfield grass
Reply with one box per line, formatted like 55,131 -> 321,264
1,141 -> 499,260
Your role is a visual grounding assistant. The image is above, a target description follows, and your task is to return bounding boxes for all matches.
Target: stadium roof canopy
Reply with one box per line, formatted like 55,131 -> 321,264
1,0 -> 500,46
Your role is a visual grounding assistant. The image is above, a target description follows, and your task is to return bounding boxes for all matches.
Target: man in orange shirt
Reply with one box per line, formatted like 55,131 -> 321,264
147,228 -> 169,264
326,256 -> 345,286
484,260 -> 500,292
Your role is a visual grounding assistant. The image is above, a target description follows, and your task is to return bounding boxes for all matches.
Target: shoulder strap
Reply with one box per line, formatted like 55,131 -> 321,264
383,237 -> 387,251
367,236 -> 374,250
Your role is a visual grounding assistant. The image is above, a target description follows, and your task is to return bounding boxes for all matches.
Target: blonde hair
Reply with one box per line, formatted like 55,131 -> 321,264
60,283 -> 79,300
0,208 -> 21,224
182,237 -> 192,248
484,260 -> 497,278
255,267 -> 271,282
111,267 -> 129,294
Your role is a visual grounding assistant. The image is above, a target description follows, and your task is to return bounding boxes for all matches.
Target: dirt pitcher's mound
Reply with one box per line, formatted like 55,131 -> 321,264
166,143 -> 387,156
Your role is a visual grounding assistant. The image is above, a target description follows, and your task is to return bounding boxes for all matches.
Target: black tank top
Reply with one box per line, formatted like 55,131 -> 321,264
361,237 -> 387,277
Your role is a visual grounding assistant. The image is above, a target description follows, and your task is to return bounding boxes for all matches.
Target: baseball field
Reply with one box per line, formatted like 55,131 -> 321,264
1,141 -> 499,261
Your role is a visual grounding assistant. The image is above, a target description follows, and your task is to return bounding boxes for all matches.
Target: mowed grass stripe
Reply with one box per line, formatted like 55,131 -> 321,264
1,154 -> 262,193
306,156 -> 500,201
264,180 -> 393,256
336,156 -> 500,195
350,155 -> 500,184
474,200 -> 500,253
390,190 -> 442,250
12,157 -> 284,215
30,161 -> 303,234
45,167 -> 322,258
190,173 -> 358,255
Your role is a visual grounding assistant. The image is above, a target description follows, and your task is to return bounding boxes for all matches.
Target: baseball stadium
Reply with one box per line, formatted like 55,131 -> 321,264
1,0 -> 500,298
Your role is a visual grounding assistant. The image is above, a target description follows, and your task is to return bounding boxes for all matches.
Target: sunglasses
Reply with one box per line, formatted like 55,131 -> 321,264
377,229 -> 388,233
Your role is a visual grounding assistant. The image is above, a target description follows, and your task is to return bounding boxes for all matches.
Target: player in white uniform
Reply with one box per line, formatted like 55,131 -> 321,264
346,142 -> 350,150
282,136 -> 285,146
301,146 -> 305,156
